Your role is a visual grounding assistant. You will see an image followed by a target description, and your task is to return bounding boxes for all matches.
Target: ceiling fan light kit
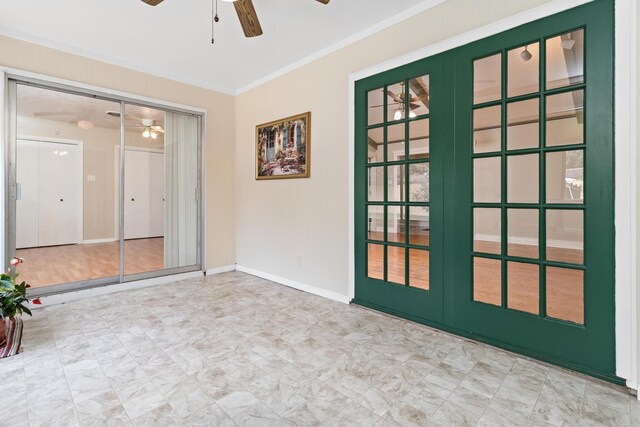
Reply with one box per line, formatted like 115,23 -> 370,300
77,120 -> 94,130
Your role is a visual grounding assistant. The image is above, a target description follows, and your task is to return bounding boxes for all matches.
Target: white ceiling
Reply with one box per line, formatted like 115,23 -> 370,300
0,0 -> 440,94
17,84 -> 165,130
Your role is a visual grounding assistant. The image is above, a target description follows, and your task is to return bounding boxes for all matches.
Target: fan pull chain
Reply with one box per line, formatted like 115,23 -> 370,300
211,0 -> 219,44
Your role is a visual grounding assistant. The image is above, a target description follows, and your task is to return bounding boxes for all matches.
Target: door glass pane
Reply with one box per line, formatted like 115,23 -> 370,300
546,29 -> 584,90
368,88 -> 384,126
409,249 -> 429,290
15,84 -> 121,288
508,209 -> 539,259
507,154 -> 539,203
367,205 -> 384,241
408,75 -> 430,116
387,245 -> 406,285
507,99 -> 539,150
473,257 -> 501,306
547,267 -> 584,324
507,261 -> 539,314
367,127 -> 384,163
368,166 -> 384,202
409,206 -> 429,246
546,90 -> 584,147
388,164 -> 404,202
474,53 -> 502,104
387,123 -> 405,161
409,119 -> 429,158
474,157 -> 501,203
474,208 -> 501,254
387,82 -> 405,122
507,43 -> 540,97
124,105 -> 199,275
367,243 -> 384,280
473,105 -> 501,153
546,209 -> 584,264
546,150 -> 583,204
409,163 -> 429,202
387,205 -> 405,244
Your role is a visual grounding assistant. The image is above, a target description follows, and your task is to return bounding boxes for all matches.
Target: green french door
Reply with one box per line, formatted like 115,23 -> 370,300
355,55 -> 445,323
354,0 -> 616,381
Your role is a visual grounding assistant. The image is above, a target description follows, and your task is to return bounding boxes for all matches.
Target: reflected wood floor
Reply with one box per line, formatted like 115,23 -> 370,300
367,233 -> 584,324
15,238 -> 164,288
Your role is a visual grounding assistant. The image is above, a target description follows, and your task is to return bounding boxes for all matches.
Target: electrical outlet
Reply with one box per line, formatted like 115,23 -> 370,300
87,175 -> 96,182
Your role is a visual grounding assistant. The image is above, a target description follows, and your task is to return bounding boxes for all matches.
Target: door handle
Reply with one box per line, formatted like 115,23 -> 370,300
60,199 -> 64,202
131,198 -> 135,201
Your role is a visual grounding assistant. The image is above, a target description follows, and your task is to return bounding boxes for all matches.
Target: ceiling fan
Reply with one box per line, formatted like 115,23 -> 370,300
141,0 -> 330,38
369,78 -> 430,120
126,118 -> 165,139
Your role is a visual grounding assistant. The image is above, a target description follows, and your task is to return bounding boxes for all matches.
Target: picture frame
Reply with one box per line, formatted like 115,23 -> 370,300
255,112 -> 311,180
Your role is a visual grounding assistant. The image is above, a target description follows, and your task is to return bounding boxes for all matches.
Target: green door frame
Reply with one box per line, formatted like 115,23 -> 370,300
354,0 -> 619,383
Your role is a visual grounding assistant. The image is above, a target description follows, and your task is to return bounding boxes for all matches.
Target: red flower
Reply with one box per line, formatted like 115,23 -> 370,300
32,298 -> 42,305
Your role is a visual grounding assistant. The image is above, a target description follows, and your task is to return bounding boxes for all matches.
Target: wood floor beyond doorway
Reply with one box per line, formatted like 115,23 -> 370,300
15,238 -> 164,288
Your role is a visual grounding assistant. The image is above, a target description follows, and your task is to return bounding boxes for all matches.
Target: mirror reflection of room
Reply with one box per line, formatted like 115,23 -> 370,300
14,87 -> 199,288
15,85 -> 122,288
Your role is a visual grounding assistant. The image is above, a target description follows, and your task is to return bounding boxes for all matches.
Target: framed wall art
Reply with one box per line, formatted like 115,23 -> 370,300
256,112 -> 310,180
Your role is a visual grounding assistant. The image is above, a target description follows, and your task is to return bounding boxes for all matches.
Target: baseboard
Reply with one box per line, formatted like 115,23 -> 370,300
27,271 -> 204,308
205,264 -> 236,275
82,238 -> 117,244
475,234 -> 583,250
235,265 -> 351,304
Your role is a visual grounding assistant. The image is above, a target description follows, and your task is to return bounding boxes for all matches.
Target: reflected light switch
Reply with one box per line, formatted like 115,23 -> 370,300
87,175 -> 96,182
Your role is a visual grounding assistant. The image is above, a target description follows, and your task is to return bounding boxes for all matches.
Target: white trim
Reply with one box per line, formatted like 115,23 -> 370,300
614,0 -> 638,391
205,264 -> 236,275
348,0 -> 640,382
235,0 -> 447,94
82,238 -> 117,244
17,135 -> 82,146
0,29 -> 236,96
474,234 -> 583,251
1,67 -> 208,115
236,265 -> 351,305
26,271 -> 204,308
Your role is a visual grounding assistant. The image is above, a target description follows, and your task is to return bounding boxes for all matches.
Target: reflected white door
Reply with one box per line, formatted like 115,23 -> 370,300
124,149 -> 165,240
16,140 -> 39,248
37,142 -> 81,247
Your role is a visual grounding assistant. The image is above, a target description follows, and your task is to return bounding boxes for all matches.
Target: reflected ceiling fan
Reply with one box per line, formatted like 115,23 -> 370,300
370,79 -> 430,120
126,118 -> 165,140
141,0 -> 330,38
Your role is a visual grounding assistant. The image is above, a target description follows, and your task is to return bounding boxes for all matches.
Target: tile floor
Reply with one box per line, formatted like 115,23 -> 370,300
0,271 -> 638,426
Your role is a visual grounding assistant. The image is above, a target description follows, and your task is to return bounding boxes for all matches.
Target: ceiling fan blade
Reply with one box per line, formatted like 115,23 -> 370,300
316,0 -> 330,4
386,90 -> 403,104
141,0 -> 164,6
234,0 -> 263,38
